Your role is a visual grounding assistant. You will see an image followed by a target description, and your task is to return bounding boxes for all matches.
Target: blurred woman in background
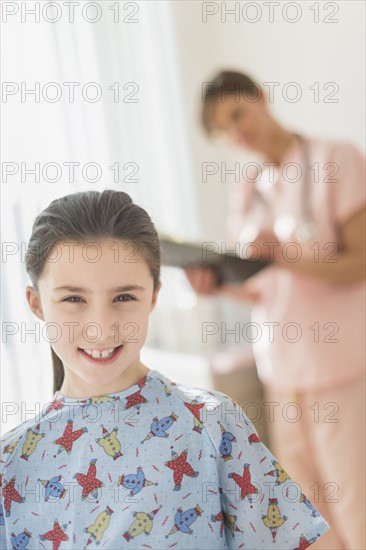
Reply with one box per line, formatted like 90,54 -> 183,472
186,70 -> 365,549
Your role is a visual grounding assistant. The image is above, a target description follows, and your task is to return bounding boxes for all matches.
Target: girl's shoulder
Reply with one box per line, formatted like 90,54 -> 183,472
1,416 -> 35,445
0,416 -> 38,471
154,369 -> 237,409
152,370 -> 255,448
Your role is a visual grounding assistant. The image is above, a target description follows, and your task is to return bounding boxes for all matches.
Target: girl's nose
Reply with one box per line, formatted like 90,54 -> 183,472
83,311 -> 120,343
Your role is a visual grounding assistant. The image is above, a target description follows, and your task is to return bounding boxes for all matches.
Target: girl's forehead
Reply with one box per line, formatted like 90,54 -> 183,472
40,240 -> 152,285
48,239 -> 144,261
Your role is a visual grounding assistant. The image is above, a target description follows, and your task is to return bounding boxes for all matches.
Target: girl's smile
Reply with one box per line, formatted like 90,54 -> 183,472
78,343 -> 124,365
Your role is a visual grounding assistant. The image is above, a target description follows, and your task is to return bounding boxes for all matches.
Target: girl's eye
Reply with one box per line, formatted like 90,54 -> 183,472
116,294 -> 135,302
63,296 -> 83,303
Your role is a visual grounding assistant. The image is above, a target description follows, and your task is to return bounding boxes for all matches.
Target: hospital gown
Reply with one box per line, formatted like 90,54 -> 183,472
0,369 -> 330,549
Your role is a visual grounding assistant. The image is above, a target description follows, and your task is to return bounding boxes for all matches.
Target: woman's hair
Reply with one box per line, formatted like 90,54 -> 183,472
25,189 -> 161,394
201,70 -> 261,135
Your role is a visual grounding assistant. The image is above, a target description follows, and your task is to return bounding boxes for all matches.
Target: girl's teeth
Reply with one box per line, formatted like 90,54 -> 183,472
83,348 -> 116,359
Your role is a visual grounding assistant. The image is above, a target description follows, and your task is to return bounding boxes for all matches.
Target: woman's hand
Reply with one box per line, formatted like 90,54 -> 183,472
183,266 -> 219,296
183,266 -> 260,303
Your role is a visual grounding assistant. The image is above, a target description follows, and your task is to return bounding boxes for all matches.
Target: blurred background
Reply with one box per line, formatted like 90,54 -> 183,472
2,0 -> 365,433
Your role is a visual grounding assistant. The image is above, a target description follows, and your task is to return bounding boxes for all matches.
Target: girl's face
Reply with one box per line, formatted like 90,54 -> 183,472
26,239 -> 160,398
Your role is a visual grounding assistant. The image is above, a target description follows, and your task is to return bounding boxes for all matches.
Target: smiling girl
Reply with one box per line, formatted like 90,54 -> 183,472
1,189 -> 329,549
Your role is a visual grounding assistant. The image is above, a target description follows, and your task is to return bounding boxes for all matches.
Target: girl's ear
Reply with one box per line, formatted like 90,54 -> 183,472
150,284 -> 161,313
26,286 -> 45,321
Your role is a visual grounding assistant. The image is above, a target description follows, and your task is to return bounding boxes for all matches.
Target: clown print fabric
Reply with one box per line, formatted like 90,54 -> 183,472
0,369 -> 329,549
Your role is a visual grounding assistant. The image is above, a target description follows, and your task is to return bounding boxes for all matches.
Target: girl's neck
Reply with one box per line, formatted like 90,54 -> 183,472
58,360 -> 150,399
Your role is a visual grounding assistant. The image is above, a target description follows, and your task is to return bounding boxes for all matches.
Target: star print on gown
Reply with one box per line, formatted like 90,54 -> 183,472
210,510 -> 225,537
248,432 -> 261,444
73,459 -> 104,500
164,449 -> 199,491
123,375 -> 149,413
39,519 -> 69,550
228,462 -> 259,502
184,400 -> 205,433
293,533 -> 318,549
53,420 -> 87,455
2,476 -> 25,516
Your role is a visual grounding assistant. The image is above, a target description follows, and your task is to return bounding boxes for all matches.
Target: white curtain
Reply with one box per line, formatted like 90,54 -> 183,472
2,2 -> 208,422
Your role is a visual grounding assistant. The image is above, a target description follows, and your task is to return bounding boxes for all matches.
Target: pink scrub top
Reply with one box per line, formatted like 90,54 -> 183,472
226,136 -> 366,392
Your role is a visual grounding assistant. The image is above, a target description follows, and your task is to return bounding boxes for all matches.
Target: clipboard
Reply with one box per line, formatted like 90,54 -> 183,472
159,233 -> 271,285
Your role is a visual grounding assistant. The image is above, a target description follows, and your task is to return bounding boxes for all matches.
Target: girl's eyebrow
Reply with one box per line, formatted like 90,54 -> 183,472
52,285 -> 146,293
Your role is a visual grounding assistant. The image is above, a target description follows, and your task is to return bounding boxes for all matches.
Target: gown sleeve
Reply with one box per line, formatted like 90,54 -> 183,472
208,393 -> 330,549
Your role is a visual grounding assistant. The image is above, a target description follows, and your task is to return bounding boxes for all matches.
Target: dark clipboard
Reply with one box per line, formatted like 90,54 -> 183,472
159,233 -> 271,285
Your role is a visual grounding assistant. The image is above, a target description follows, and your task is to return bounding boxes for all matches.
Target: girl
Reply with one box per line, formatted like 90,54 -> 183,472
1,189 -> 329,549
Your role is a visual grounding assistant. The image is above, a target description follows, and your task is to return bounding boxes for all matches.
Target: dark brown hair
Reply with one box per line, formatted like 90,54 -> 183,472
25,189 -> 161,394
201,70 -> 261,135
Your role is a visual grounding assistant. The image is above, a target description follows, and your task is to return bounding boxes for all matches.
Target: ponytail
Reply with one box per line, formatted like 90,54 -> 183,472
51,346 -> 64,394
